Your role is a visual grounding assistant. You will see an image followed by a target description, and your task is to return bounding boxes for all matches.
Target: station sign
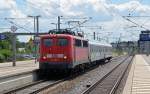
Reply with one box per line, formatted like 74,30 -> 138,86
140,34 -> 150,41
0,34 -> 7,40
11,26 -> 17,32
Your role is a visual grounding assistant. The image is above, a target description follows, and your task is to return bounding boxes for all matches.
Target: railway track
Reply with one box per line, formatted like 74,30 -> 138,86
3,70 -> 80,94
4,79 -> 65,94
2,56 -> 129,94
81,56 -> 133,94
3,69 -> 71,94
4,70 -> 88,94
0,70 -> 38,93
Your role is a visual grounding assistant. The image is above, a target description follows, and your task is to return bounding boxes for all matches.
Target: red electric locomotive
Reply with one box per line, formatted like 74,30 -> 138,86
39,29 -> 112,71
39,32 -> 89,70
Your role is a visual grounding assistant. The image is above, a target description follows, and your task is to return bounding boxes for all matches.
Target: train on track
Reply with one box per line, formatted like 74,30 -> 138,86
39,29 -> 112,72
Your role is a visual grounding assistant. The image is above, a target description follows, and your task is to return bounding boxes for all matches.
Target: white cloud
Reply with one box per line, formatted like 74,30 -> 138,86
59,0 -> 85,16
0,0 -> 12,9
1,0 -> 150,42
24,0 -> 150,42
59,0 -> 109,16
87,0 -> 108,13
0,0 -> 25,18
108,1 -> 150,15
10,9 -> 26,18
26,0 -> 60,16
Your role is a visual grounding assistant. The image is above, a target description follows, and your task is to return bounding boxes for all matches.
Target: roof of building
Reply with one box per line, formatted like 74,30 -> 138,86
89,40 -> 112,47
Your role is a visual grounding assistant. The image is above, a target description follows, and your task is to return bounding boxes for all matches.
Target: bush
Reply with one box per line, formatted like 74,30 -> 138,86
0,49 -> 12,62
0,53 -> 5,62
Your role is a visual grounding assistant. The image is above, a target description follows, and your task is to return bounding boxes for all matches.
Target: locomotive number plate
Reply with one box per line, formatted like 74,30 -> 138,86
47,54 -> 64,58
47,54 -> 52,58
57,54 -> 64,58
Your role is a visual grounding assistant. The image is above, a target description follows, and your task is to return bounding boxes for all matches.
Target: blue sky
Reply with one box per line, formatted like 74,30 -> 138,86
111,0 -> 132,4
0,0 -> 150,43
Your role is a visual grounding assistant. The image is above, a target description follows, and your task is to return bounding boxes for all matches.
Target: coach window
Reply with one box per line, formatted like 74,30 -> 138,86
75,39 -> 82,47
83,41 -> 88,47
43,38 -> 53,47
58,38 -> 68,46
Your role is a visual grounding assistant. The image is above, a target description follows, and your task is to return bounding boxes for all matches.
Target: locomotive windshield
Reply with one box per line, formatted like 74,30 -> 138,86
57,38 -> 68,46
43,38 -> 53,47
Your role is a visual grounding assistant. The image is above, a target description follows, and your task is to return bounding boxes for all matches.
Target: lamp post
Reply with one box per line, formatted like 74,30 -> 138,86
11,26 -> 17,66
57,16 -> 63,32
28,15 -> 40,64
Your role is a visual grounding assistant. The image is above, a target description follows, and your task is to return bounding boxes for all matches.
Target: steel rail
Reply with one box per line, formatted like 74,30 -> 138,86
4,80 -> 45,94
3,76 -> 66,94
0,70 -> 38,94
3,56 -> 128,94
29,79 -> 66,94
4,74 -> 70,94
109,56 -> 134,94
81,56 -> 132,94
31,57 -> 128,94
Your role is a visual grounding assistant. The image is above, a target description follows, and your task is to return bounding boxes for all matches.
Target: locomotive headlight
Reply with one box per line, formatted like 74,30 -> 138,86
43,56 -> 46,59
64,56 -> 67,59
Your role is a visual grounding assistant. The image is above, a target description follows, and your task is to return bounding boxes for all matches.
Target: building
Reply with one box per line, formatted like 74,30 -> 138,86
111,41 -> 138,54
18,48 -> 25,52
138,30 -> 150,54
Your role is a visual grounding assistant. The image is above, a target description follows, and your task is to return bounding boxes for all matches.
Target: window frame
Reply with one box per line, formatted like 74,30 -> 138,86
57,38 -> 69,46
43,38 -> 53,47
75,39 -> 82,47
83,40 -> 88,47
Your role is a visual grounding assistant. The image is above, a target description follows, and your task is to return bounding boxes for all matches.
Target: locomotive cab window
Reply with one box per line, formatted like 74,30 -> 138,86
83,41 -> 88,47
75,39 -> 82,47
57,38 -> 68,46
43,38 -> 53,47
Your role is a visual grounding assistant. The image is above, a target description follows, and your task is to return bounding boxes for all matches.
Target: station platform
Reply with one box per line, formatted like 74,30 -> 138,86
0,60 -> 38,77
123,55 -> 150,94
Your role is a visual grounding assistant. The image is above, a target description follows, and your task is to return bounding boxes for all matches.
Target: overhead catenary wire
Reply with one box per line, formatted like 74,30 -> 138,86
67,17 -> 92,29
123,16 -> 150,30
120,0 -> 150,30
107,0 -> 150,30
122,16 -> 149,30
5,18 -> 32,33
128,0 -> 143,16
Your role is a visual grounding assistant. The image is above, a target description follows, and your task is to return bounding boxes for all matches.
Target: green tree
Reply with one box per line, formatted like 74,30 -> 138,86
0,32 -> 16,62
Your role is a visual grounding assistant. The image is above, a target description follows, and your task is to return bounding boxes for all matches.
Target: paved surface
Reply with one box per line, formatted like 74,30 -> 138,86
123,55 -> 150,94
0,60 -> 38,77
